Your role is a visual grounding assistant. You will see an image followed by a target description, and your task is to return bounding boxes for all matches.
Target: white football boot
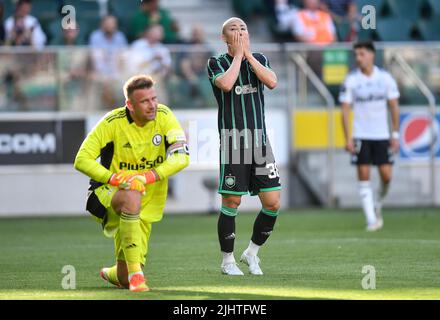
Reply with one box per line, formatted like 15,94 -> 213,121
240,251 -> 263,275
374,202 -> 384,229
221,262 -> 244,276
366,220 -> 383,232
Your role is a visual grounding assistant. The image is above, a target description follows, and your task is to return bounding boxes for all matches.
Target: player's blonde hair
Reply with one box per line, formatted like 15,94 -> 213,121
123,75 -> 155,100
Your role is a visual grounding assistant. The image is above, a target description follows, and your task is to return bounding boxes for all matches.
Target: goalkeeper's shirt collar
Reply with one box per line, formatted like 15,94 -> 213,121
125,107 -> 134,124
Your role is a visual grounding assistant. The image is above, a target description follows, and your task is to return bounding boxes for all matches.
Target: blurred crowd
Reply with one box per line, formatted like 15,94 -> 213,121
0,0 -> 438,111
0,0 -> 215,111
0,0 -> 359,49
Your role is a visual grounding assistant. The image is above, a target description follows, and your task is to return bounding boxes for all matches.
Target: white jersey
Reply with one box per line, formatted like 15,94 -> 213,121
339,66 -> 400,140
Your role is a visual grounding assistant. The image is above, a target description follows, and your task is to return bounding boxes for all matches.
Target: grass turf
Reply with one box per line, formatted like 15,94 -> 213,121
0,208 -> 439,300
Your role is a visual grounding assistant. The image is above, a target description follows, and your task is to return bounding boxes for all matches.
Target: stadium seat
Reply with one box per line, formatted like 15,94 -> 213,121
232,0 -> 265,19
356,26 -> 373,41
425,0 -> 440,16
77,17 -> 101,43
385,0 -> 423,21
109,0 -> 141,18
0,0 -> 14,18
335,21 -> 351,42
375,18 -> 413,41
116,15 -> 135,43
65,0 -> 100,19
417,16 -> 440,41
31,0 -> 60,20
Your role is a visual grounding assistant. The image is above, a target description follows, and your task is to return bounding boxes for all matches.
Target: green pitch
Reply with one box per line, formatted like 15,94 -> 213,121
1,208 -> 440,300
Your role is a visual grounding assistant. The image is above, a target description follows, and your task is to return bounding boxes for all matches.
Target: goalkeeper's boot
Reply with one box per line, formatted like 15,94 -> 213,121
129,273 -> 150,292
240,251 -> 263,275
221,262 -> 244,276
100,267 -> 122,288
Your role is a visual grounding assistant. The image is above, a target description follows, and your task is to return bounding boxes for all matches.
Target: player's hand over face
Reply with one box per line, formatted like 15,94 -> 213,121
242,32 -> 251,59
390,138 -> 399,153
228,31 -> 244,59
345,140 -> 355,154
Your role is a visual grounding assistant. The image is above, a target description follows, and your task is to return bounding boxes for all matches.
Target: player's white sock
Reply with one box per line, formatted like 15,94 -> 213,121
245,241 -> 260,257
222,251 -> 236,265
358,181 -> 376,226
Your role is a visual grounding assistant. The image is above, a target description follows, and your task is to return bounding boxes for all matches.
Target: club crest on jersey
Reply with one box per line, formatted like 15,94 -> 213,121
152,134 -> 162,146
235,84 -> 257,95
225,175 -> 236,188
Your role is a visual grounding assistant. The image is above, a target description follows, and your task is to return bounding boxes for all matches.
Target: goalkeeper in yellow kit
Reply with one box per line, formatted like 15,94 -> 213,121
74,75 -> 189,292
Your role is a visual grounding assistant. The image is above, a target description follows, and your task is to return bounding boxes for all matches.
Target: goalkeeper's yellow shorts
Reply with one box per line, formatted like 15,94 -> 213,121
86,184 -> 152,265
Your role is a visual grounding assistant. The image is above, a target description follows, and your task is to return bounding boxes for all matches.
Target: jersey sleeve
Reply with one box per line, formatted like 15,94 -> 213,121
74,116 -> 114,184
154,106 -> 190,180
253,52 -> 271,69
339,75 -> 353,104
385,73 -> 400,100
207,57 -> 225,85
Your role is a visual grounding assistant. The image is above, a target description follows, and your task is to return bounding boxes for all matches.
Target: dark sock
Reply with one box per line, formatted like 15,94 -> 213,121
251,209 -> 278,246
217,211 -> 236,253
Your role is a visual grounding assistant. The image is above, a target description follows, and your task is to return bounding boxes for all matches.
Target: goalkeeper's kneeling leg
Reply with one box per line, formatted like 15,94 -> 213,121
111,190 -> 144,286
111,190 -> 142,215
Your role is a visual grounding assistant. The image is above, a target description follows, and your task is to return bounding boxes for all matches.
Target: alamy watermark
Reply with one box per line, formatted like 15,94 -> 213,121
361,265 -> 376,290
361,5 -> 376,30
61,265 -> 76,290
61,5 -> 77,30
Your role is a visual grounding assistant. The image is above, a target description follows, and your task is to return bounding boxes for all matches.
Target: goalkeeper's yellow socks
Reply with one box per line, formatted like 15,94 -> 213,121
119,212 -> 142,268
119,212 -> 149,292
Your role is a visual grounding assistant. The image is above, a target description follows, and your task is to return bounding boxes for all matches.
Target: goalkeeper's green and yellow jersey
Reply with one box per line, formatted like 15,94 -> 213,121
74,104 -> 189,222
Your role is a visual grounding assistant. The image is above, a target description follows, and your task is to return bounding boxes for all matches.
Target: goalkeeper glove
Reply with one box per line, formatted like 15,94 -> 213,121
128,177 -> 146,195
108,171 -> 147,195
108,171 -> 132,189
137,170 -> 160,185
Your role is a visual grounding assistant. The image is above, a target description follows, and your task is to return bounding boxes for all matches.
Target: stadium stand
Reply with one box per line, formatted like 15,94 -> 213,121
374,17 -> 413,41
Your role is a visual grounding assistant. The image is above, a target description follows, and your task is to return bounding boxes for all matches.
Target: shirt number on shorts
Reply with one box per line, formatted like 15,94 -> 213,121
266,163 -> 280,179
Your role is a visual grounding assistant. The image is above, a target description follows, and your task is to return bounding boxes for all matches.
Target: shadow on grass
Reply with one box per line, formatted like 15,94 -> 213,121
38,286 -> 335,300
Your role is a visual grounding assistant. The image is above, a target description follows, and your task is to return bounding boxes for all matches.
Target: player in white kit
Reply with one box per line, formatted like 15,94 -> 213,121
340,41 -> 400,231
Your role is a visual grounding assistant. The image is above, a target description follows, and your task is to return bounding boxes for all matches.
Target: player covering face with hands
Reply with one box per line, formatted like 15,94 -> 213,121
207,18 -> 281,276
74,75 -> 189,292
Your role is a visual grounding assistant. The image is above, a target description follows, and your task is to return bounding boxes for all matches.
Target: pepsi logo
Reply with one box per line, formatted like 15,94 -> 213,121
400,113 -> 440,158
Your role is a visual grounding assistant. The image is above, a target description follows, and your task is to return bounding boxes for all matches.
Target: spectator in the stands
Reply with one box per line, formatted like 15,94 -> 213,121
177,24 -> 215,108
4,0 -> 46,49
129,24 -> 171,102
321,0 -> 357,41
90,15 -> 128,50
130,24 -> 171,78
131,0 -> 180,43
321,0 -> 356,23
273,0 -> 299,34
0,1 -> 5,45
276,0 -> 336,45
89,15 -> 128,77
90,16 -> 128,109
51,24 -> 83,46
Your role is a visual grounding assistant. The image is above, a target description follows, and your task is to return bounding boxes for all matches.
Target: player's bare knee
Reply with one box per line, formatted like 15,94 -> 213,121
222,195 -> 242,209
264,200 -> 280,213
117,191 -> 141,214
